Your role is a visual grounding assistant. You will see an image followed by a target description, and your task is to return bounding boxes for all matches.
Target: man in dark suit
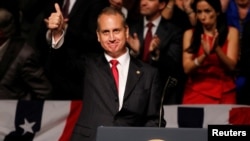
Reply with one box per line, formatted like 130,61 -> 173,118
0,2 -> 52,99
47,6 -> 166,141
127,0 -> 185,104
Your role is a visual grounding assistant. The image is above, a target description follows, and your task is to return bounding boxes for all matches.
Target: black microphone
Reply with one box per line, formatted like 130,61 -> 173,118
159,76 -> 178,127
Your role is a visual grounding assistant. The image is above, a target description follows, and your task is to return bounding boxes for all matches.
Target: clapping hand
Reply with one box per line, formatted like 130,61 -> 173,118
183,0 -> 193,12
127,33 -> 140,54
149,35 -> 160,57
201,29 -> 219,55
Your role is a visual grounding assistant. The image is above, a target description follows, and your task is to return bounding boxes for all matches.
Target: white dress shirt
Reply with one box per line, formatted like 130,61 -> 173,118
105,48 -> 130,111
143,16 -> 161,38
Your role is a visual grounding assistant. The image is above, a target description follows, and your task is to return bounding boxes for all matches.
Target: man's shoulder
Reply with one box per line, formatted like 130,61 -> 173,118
8,37 -> 33,57
160,18 -> 182,31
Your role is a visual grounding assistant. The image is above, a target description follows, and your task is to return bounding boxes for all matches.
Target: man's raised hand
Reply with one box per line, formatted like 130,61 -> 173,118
44,3 -> 68,35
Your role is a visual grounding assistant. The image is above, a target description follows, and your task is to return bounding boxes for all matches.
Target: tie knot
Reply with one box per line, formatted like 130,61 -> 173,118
110,60 -> 119,66
147,22 -> 154,29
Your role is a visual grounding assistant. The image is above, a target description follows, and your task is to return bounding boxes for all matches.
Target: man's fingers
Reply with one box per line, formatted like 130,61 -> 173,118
44,18 -> 59,29
44,18 -> 48,24
55,3 -> 62,14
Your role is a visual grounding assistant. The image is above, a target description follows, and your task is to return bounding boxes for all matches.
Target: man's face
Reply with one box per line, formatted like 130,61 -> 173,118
140,0 -> 165,19
96,13 -> 128,58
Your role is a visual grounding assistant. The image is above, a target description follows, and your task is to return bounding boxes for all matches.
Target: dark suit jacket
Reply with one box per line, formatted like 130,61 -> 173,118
70,54 -> 166,141
36,0 -> 109,99
128,17 -> 186,104
0,37 -> 52,99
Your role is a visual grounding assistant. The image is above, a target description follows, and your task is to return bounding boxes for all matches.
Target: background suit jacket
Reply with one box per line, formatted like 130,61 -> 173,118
0,37 -> 52,99
70,54 -> 166,141
128,17 -> 186,104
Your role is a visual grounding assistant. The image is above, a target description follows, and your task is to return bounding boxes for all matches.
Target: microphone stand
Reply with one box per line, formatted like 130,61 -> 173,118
159,76 -> 178,127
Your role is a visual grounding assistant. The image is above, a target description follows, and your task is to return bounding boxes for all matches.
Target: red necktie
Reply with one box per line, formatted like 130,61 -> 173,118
62,0 -> 70,18
110,60 -> 119,91
143,22 -> 154,62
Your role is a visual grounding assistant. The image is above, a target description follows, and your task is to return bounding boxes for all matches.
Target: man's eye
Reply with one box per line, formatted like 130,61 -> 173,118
103,31 -> 109,35
114,30 -> 120,34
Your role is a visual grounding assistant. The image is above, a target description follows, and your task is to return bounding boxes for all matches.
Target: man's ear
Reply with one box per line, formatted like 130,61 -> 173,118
159,1 -> 167,11
125,25 -> 129,39
96,30 -> 100,42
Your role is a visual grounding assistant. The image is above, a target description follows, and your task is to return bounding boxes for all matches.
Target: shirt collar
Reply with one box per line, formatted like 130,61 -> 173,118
105,47 -> 130,66
143,16 -> 162,28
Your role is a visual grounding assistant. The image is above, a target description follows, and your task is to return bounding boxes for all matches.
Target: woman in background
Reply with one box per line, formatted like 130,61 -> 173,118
182,0 -> 239,104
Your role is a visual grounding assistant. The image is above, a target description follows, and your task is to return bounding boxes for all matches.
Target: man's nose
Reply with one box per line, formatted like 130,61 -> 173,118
108,32 -> 115,41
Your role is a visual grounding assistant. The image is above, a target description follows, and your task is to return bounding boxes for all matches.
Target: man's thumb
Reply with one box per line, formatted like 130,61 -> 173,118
54,3 -> 62,14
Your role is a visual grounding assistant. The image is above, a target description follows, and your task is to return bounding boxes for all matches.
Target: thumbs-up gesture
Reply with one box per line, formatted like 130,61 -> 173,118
44,3 -> 69,38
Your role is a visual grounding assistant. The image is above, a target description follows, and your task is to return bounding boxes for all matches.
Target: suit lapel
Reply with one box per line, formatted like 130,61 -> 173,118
123,57 -> 143,100
97,55 -> 118,96
95,55 -> 119,113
